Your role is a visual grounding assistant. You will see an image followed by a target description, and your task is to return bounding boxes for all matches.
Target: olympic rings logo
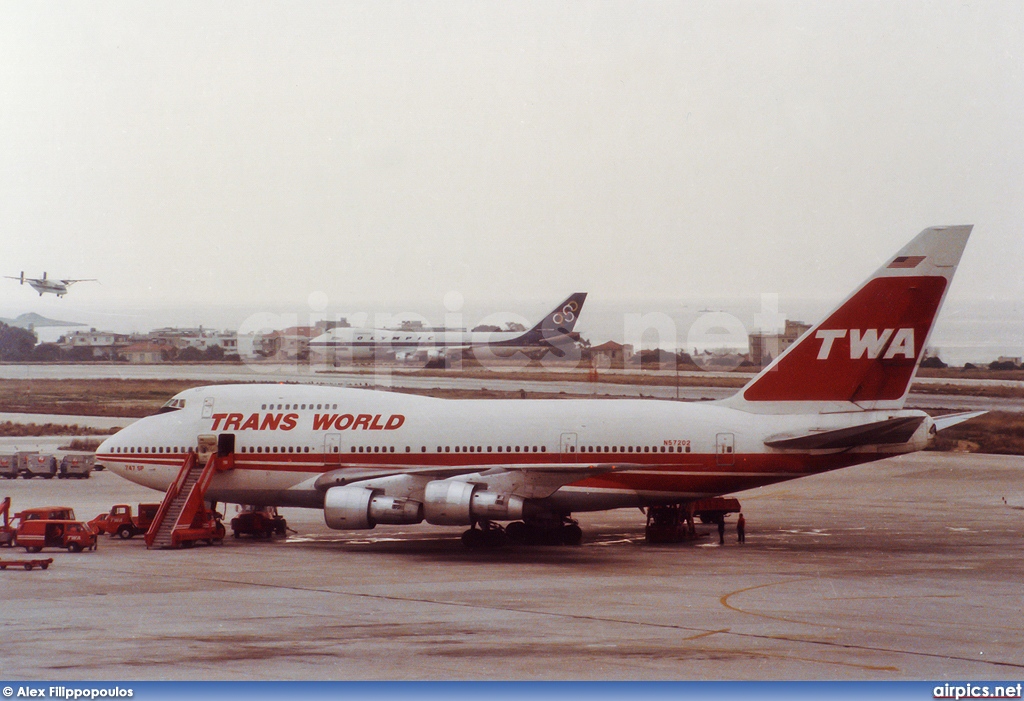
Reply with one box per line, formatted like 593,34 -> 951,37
551,301 -> 579,326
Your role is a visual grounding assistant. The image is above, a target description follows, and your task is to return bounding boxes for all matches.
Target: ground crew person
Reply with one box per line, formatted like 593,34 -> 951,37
737,512 -> 746,543
717,517 -> 725,544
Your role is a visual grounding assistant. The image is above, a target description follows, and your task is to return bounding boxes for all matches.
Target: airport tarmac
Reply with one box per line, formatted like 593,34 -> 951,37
0,451 -> 1022,680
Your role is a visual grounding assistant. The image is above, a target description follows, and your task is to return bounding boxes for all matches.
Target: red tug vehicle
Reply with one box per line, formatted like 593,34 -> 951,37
89,503 -> 161,539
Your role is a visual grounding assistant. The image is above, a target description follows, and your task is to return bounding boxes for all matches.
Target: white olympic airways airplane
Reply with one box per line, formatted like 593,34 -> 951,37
307,292 -> 587,362
97,226 -> 983,545
5,271 -> 98,298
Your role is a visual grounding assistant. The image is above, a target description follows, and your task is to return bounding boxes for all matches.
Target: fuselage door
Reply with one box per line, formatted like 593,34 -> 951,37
716,433 -> 735,466
559,432 -> 578,462
197,434 -> 218,464
201,397 -> 215,419
325,433 -> 341,466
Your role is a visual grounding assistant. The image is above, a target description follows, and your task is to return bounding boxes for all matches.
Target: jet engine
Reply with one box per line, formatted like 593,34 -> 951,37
422,480 -> 524,525
324,486 -> 424,530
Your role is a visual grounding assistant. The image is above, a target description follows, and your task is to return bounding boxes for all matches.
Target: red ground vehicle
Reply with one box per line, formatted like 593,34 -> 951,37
89,503 -> 160,539
168,506 -> 226,548
230,506 -> 288,539
16,519 -> 98,553
16,506 -> 77,522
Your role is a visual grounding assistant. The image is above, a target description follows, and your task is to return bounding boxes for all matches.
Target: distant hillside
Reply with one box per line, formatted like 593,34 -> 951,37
0,312 -> 86,329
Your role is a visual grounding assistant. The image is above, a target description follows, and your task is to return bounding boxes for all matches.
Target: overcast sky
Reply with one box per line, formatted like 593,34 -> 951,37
2,2 -> 1022,323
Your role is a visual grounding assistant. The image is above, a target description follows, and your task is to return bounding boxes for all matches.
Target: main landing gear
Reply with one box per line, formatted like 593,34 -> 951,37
461,516 -> 583,548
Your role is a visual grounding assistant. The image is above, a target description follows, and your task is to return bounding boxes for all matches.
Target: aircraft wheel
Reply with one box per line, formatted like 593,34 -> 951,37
561,524 -> 583,546
461,528 -> 486,548
505,521 -> 527,543
482,527 -> 507,548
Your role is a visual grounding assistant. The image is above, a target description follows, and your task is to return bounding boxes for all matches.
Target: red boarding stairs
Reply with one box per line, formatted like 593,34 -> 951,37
145,452 -> 227,549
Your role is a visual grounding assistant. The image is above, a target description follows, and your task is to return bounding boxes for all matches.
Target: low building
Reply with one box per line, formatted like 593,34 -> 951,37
147,327 -> 238,355
748,320 -> 811,365
257,327 -> 320,360
122,342 -> 170,364
59,328 -> 133,360
589,341 -> 633,368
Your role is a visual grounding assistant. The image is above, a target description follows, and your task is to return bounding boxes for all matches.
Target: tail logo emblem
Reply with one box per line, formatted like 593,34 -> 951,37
551,301 -> 580,326
815,328 -> 916,360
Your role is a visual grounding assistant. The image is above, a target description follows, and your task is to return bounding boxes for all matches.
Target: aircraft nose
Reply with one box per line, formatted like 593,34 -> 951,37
95,434 -> 119,473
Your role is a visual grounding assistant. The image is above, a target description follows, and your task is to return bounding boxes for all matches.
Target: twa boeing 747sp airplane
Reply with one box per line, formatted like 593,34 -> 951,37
96,226 -> 983,547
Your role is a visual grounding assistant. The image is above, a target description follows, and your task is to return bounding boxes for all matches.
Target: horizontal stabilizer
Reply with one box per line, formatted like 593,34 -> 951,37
933,411 -> 987,431
765,416 -> 925,450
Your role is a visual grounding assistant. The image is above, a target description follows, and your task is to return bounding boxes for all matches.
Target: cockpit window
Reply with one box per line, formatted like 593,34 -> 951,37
157,398 -> 186,414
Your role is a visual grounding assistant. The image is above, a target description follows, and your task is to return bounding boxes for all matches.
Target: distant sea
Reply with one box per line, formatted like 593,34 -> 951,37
12,296 -> 1024,367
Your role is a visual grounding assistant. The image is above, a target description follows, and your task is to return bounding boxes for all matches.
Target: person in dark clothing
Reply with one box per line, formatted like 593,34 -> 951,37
737,512 -> 746,543
717,518 -> 725,545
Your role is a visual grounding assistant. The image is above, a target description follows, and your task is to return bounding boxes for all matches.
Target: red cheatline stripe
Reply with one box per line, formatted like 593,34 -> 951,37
99,450 -> 874,478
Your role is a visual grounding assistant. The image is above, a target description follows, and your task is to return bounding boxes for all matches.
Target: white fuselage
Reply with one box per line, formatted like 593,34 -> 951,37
96,384 -> 931,513
308,327 -> 563,361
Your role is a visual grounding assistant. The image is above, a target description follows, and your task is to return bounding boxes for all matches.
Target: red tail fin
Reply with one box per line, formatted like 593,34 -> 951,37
729,225 -> 972,413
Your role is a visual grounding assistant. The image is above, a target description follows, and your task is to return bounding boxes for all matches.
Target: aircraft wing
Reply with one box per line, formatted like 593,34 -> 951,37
61,279 -> 98,284
314,461 -> 641,499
